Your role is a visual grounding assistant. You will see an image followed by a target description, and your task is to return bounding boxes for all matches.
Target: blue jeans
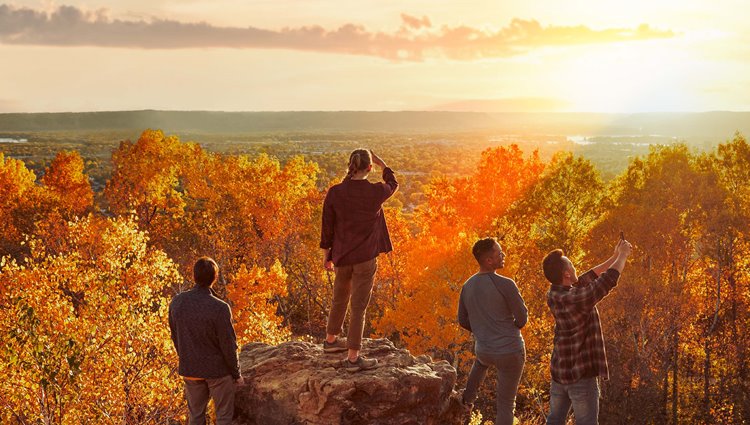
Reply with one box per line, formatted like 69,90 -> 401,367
546,377 -> 600,425
463,348 -> 525,425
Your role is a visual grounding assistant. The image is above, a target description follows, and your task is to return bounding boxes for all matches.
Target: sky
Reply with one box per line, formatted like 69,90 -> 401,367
0,0 -> 748,113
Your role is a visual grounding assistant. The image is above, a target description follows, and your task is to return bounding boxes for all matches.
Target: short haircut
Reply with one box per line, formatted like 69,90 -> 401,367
542,249 -> 566,284
472,238 -> 497,263
194,257 -> 219,287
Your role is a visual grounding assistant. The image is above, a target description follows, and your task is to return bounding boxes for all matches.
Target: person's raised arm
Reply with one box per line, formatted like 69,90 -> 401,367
371,151 -> 387,169
591,239 -> 622,276
371,151 -> 398,199
568,239 -> 632,311
609,239 -> 632,273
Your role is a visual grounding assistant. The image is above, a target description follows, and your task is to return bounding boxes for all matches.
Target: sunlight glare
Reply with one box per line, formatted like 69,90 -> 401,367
557,40 -> 696,112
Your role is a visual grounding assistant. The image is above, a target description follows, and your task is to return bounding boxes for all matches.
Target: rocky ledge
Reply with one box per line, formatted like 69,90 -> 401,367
234,338 -> 465,425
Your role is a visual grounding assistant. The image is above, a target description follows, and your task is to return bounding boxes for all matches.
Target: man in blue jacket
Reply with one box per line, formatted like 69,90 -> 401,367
169,257 -> 243,425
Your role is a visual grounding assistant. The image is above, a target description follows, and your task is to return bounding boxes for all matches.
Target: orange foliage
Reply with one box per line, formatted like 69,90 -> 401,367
3,130 -> 750,423
41,150 -> 94,217
105,130 -> 319,347
0,216 -> 183,424
0,150 -> 95,259
104,129 -> 190,245
0,152 -> 40,256
374,145 -> 544,364
227,261 -> 290,345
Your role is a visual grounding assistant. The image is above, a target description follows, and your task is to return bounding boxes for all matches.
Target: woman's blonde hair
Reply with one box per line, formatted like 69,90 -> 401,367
345,149 -> 372,180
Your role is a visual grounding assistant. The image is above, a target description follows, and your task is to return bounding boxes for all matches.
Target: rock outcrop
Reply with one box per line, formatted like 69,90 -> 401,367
234,338 -> 465,425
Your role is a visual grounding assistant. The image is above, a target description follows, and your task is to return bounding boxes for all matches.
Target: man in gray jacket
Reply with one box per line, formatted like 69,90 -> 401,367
169,257 -> 244,425
458,238 -> 528,425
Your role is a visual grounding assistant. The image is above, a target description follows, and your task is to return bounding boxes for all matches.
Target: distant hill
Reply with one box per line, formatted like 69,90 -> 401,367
0,110 -> 747,140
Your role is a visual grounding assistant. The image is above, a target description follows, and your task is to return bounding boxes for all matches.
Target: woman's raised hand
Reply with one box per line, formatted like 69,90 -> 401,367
370,151 -> 387,168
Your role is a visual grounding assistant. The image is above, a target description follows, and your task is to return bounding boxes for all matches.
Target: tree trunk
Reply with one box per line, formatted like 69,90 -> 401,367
703,342 -> 711,418
672,330 -> 679,425
661,363 -> 669,423
704,254 -> 722,419
733,293 -> 750,422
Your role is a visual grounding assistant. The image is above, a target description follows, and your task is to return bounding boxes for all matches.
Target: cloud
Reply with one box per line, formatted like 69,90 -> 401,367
0,5 -> 676,61
400,14 -> 432,30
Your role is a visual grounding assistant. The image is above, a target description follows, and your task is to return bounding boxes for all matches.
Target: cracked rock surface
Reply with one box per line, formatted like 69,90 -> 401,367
234,338 -> 464,425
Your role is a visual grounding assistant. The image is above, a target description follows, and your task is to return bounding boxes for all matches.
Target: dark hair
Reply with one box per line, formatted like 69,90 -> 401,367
194,257 -> 219,287
472,238 -> 497,263
345,149 -> 372,179
542,249 -> 566,284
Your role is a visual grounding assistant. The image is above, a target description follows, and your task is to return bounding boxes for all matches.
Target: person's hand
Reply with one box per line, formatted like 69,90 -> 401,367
616,239 -> 633,258
370,151 -> 387,169
322,248 -> 334,271
235,376 -> 246,387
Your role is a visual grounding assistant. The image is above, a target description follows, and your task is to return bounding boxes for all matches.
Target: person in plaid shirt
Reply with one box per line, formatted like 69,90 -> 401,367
543,239 -> 632,425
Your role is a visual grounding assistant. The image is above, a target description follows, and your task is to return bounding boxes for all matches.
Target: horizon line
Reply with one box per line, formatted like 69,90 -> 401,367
1,109 -> 748,115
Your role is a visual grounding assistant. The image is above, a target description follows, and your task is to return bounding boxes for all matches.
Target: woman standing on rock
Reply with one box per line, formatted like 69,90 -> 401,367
320,149 -> 398,372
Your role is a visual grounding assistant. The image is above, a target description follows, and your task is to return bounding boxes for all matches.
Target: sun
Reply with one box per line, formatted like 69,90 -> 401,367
555,39 -> 696,112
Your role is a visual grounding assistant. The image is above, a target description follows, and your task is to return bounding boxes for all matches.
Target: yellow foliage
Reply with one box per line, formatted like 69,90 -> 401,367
0,152 -> 41,255
3,132 -> 750,423
228,260 -> 290,345
0,215 -> 183,424
41,150 -> 94,217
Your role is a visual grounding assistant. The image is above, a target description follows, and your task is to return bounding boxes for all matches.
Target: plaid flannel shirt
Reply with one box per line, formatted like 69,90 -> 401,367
547,268 -> 620,384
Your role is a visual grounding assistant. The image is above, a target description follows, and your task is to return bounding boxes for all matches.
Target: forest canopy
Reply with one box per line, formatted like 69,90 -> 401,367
1,129 -> 749,424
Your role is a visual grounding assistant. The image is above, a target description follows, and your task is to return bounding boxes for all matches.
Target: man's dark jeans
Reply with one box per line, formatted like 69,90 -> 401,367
184,375 -> 235,425
546,376 -> 600,425
464,348 -> 525,425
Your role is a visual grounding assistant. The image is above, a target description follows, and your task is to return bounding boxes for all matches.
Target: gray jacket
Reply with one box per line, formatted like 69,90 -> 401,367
169,286 -> 241,379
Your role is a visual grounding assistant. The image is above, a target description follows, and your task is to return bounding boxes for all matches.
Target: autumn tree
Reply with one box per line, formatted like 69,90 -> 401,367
104,129 -> 192,248
366,207 -> 413,334
41,150 -> 94,217
694,133 -> 750,422
374,145 -> 544,365
227,261 -> 290,344
0,215 -> 183,424
587,144 -> 718,423
7,127 -> 750,424
492,151 -> 607,419
105,130 -> 319,345
167,152 -> 320,344
0,153 -> 42,259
